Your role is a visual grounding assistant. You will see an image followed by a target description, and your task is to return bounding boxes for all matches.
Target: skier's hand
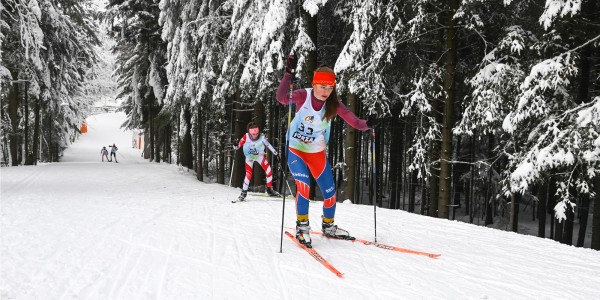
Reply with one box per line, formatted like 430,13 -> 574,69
285,54 -> 297,74
366,115 -> 381,128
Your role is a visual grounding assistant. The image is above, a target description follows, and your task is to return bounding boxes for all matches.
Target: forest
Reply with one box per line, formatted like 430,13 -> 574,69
1,0 -> 599,249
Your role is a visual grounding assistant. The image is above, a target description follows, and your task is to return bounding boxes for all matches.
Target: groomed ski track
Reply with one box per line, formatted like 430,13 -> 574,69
1,112 -> 599,299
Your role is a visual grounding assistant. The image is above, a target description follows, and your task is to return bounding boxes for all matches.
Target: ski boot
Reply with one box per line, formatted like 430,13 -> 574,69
266,187 -> 281,197
296,220 -> 312,248
238,190 -> 248,202
322,218 -> 355,240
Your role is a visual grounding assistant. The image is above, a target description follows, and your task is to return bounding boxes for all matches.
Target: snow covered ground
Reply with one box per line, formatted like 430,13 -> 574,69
1,112 -> 600,299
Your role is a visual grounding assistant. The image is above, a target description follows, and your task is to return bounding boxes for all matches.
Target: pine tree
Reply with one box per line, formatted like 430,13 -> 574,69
107,0 -> 168,162
1,0 -> 99,164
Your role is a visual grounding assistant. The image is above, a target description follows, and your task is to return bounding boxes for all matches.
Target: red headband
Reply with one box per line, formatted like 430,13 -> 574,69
249,128 -> 259,134
313,72 -> 336,86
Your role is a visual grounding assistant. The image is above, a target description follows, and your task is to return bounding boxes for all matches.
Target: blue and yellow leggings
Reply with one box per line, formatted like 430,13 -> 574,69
287,148 -> 336,223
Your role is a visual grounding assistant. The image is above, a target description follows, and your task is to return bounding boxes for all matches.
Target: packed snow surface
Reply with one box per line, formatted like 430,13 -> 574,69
2,112 -> 599,299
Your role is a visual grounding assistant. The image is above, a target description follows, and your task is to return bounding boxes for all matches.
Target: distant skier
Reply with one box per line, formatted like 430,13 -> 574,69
234,122 -> 281,201
101,146 -> 109,162
276,55 -> 380,247
109,144 -> 118,163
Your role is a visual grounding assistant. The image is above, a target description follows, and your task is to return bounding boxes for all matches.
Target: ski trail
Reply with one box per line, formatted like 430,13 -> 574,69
111,240 -> 145,299
155,236 -> 174,300
0,165 -> 45,197
3,111 -> 600,299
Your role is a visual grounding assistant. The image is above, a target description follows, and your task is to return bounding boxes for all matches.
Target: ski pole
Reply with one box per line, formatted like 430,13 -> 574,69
280,58 -> 295,253
228,147 -> 237,187
371,127 -> 377,242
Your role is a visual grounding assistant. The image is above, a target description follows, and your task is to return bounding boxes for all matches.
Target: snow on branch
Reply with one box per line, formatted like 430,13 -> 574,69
456,26 -> 532,136
503,53 -> 577,134
539,0 -> 582,30
508,97 -> 599,203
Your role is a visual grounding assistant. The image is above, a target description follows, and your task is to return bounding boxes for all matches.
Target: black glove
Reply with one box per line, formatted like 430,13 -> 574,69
285,54 -> 297,74
366,115 -> 380,128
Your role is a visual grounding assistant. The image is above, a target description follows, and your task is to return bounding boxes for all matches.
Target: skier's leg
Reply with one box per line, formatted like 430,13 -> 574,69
303,150 -> 351,239
259,156 -> 273,188
237,158 -> 254,201
288,149 -> 311,220
242,158 -> 254,191
288,148 -> 312,245
300,151 -> 336,221
259,156 -> 280,196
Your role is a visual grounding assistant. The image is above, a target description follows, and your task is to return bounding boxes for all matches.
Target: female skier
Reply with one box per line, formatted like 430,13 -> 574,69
234,122 -> 281,201
276,55 -> 379,247
101,146 -> 109,162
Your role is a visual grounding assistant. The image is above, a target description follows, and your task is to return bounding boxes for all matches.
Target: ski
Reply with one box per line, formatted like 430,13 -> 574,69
286,228 -> 440,258
284,231 -> 344,278
248,192 -> 296,201
315,231 -> 441,259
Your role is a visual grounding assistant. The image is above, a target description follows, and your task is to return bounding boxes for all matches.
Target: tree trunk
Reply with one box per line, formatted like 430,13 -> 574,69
176,111 -> 181,165
576,194 -> 589,247
196,105 -> 204,182
429,148 -> 440,217
554,217 -> 564,243
563,201 -> 574,245
204,120 -> 209,177
163,124 -> 170,163
438,0 -> 459,219
8,75 -> 19,166
144,127 -> 151,160
553,179 -> 564,242
46,112 -> 52,162
562,168 -> 580,245
467,134 -> 474,222
388,108 -> 403,209
32,95 -> 41,165
218,133 -> 225,184
340,93 -> 358,202
409,170 -> 417,212
591,176 -> 600,250
510,192 -> 520,232
148,110 -> 154,160
154,119 -> 161,163
232,92 -> 251,188
24,82 -> 32,165
429,12 -> 445,218
548,177 -> 557,239
538,180 -> 548,238
182,105 -> 194,170
572,17 -> 593,247
484,134 -> 494,226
